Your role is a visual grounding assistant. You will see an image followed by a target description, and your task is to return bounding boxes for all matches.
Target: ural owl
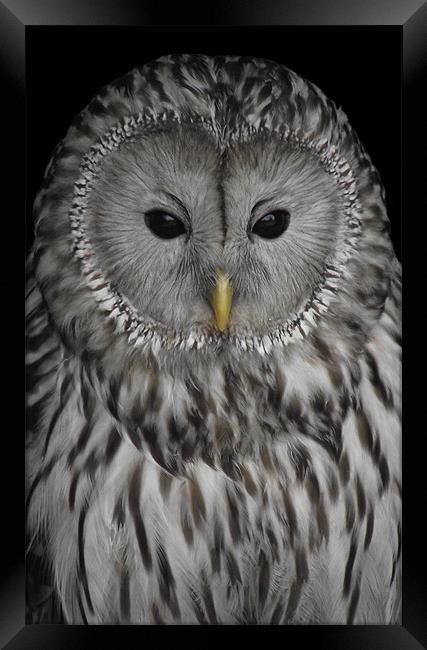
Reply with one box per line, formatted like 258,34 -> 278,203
26,54 -> 401,625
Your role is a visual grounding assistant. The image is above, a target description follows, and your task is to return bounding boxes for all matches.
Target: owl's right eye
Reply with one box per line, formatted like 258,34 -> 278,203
251,209 -> 290,239
144,210 -> 186,239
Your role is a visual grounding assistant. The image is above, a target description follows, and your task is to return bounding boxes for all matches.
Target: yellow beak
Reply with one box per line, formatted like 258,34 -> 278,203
212,269 -> 233,332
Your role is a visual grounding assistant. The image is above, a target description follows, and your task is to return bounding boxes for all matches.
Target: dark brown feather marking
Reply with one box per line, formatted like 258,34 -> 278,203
396,523 -> 402,561
283,547 -> 309,622
67,425 -> 90,468
355,475 -> 367,520
286,395 -> 303,424
289,442 -> 310,482
201,576 -> 218,624
105,426 -> 122,466
210,516 -> 224,574
378,455 -> 390,492
226,551 -> 242,585
305,469 -> 320,503
84,450 -> 98,482
266,526 -> 279,563
390,523 -> 402,585
107,375 -> 122,421
180,504 -> 194,546
145,372 -> 162,413
308,519 -> 317,552
76,589 -> 89,624
339,450 -> 351,485
113,497 -> 125,528
181,438 -> 195,462
168,415 -> 183,442
365,349 -> 394,408
372,436 -> 381,464
226,487 -> 242,544
220,453 -> 239,480
347,579 -> 361,623
67,400 -> 96,467
273,366 -> 287,407
186,406 -> 204,430
130,396 -> 145,429
328,471 -> 339,503
77,502 -> 94,614
339,390 -> 351,419
156,543 -> 180,619
364,506 -> 375,550
355,410 -> 374,453
68,471 -> 80,511
345,493 -> 356,533
188,478 -> 206,528
343,535 -> 357,597
394,478 -> 402,499
119,564 -> 130,622
316,497 -> 330,543
390,557 -> 398,586
349,360 -> 362,388
128,464 -> 152,570
281,487 -> 298,548
142,425 -> 166,468
295,546 -> 309,583
258,549 -> 270,609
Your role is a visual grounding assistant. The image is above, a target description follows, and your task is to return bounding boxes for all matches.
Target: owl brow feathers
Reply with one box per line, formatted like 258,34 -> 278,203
69,111 -> 362,355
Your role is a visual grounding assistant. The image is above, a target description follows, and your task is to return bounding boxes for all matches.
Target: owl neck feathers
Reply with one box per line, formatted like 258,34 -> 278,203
66,313 -> 369,479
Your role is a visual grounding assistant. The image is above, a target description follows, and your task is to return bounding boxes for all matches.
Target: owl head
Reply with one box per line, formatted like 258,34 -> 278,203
32,54 -> 395,369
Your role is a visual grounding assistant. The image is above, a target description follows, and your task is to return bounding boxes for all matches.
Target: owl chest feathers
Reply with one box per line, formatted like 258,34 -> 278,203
26,305 -> 401,624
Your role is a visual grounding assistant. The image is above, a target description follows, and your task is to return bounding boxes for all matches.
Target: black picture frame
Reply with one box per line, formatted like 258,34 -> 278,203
4,1 -> 425,647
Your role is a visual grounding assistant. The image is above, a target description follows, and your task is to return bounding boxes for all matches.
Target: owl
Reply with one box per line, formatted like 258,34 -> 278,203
26,54 -> 401,625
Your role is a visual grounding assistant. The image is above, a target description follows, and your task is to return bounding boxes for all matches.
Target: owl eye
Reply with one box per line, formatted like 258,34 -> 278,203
251,210 -> 290,239
144,210 -> 186,239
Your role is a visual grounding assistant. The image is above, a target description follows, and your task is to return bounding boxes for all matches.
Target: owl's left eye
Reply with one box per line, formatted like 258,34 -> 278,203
144,210 -> 186,239
251,210 -> 290,239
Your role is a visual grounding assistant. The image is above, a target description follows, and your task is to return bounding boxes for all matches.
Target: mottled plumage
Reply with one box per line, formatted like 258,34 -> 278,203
26,54 -> 401,624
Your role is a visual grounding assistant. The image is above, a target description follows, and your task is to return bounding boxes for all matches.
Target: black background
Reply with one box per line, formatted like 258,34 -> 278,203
26,26 -> 401,259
